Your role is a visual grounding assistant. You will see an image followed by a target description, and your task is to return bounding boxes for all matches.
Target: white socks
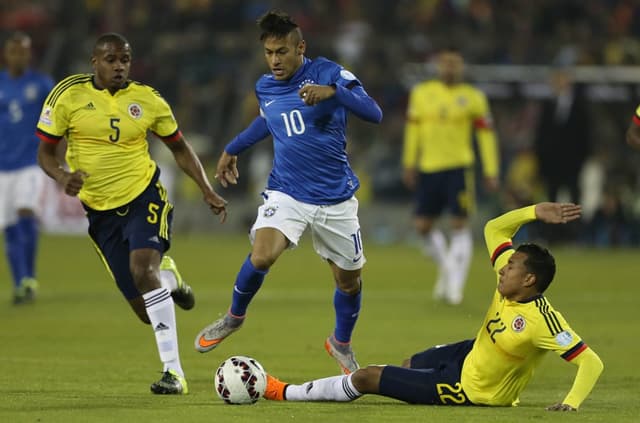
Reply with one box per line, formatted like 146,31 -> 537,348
424,227 -> 473,304
445,228 -> 473,304
284,374 -> 362,402
423,229 -> 448,300
143,287 -> 184,377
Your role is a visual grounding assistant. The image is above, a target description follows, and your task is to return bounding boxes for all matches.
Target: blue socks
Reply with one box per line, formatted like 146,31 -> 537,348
229,255 -> 268,317
333,283 -> 362,343
4,216 -> 38,287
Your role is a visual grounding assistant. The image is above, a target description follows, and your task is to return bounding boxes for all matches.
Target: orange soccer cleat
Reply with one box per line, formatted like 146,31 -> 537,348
263,374 -> 288,401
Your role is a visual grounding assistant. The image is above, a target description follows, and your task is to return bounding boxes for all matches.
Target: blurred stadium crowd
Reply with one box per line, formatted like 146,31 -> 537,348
3,0 -> 640,245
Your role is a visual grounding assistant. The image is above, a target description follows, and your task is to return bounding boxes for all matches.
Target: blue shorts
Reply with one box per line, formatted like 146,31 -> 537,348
84,169 -> 173,300
378,339 -> 475,405
414,168 -> 473,217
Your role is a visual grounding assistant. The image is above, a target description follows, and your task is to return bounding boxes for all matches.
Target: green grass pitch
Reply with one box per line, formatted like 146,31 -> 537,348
1,233 -> 638,422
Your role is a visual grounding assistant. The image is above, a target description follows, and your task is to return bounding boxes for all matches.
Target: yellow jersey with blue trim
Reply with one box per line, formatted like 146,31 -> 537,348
461,206 -> 589,406
36,74 -> 181,210
402,80 -> 499,176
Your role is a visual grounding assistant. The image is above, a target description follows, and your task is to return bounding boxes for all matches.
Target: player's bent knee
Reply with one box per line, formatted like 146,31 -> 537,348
249,252 -> 277,270
130,264 -> 159,291
337,281 -> 361,296
351,365 -> 383,394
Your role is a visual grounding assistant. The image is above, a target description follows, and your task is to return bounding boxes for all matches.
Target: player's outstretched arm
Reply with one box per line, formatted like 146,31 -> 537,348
484,202 -> 582,267
547,347 -> 603,411
220,116 -> 270,187
164,136 -> 227,223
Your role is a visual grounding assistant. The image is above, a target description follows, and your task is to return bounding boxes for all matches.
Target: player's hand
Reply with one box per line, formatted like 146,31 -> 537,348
535,202 -> 582,224
215,151 -> 239,188
402,168 -> 417,191
204,190 -> 228,223
483,176 -> 500,193
545,403 -> 577,411
58,170 -> 87,197
299,84 -> 336,106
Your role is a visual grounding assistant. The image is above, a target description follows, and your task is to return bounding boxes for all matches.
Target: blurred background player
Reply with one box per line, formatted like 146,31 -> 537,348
402,47 -> 500,305
194,10 -> 382,374
264,203 -> 603,411
0,32 -> 53,304
36,33 -> 227,394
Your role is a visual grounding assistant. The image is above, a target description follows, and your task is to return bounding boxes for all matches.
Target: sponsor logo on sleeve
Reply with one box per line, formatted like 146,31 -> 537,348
39,106 -> 52,125
340,69 -> 357,81
555,330 -> 573,347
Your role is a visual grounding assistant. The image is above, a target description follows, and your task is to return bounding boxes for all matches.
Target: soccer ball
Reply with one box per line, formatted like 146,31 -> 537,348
215,356 -> 267,404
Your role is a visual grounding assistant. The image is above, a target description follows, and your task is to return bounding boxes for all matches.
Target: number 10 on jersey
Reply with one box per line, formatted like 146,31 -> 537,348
280,110 -> 305,136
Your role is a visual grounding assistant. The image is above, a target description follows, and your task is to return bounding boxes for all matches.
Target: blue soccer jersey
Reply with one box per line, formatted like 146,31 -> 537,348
0,69 -> 54,170
256,57 -> 363,205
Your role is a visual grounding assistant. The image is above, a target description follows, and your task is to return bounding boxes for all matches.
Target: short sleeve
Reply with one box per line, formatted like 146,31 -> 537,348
36,89 -> 70,143
532,309 -> 586,360
149,89 -> 179,140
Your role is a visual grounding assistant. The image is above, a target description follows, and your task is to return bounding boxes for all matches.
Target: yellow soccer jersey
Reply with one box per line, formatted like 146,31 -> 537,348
36,74 -> 181,210
461,206 -> 589,406
403,80 -> 499,176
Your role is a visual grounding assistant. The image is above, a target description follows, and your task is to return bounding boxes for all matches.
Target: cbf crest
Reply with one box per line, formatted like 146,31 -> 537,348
511,315 -> 526,332
263,206 -> 277,218
128,103 -> 143,119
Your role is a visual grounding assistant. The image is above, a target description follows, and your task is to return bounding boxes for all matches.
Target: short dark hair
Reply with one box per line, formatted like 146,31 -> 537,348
257,10 -> 301,41
93,32 -> 130,54
516,243 -> 556,293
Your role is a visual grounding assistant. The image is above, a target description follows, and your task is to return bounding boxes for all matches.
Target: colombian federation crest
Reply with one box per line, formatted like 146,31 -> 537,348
511,315 -> 526,332
128,103 -> 143,119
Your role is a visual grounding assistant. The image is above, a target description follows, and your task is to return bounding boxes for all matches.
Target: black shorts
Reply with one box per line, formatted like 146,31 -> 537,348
83,168 -> 173,299
414,168 -> 473,217
378,339 -> 475,405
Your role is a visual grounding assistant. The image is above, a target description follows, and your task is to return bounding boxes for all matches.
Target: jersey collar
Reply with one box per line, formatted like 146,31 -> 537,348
91,75 -> 130,93
517,293 -> 544,304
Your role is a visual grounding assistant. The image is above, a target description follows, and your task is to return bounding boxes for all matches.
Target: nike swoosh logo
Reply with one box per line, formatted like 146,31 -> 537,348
352,255 -> 362,263
234,286 -> 251,295
198,335 -> 222,349
265,99 -> 276,107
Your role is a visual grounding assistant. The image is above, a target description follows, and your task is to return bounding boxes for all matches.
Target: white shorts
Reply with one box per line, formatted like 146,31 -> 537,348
0,166 -> 45,229
250,190 -> 366,271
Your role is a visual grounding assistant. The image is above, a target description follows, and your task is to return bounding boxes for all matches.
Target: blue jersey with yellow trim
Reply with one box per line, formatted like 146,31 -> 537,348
0,69 -> 53,170
256,57 -> 360,205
